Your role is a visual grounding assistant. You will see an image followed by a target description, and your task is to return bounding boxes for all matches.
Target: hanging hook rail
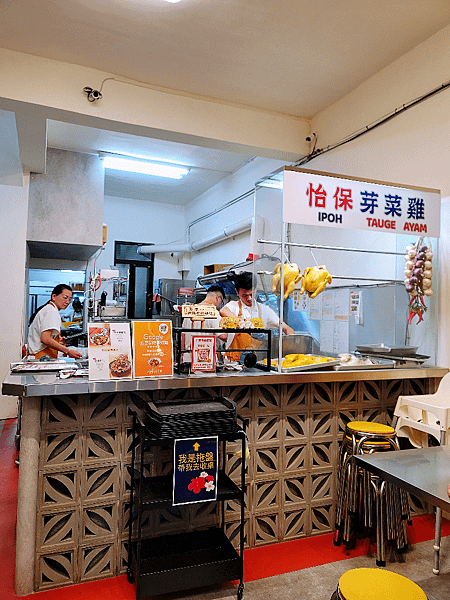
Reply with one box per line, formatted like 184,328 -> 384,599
332,276 -> 403,283
257,239 -> 405,256
258,270 -> 402,284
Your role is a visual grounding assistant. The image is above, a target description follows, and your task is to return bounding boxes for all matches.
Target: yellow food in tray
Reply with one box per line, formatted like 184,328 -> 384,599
219,317 -> 241,328
262,354 -> 335,368
250,317 -> 264,328
219,316 -> 265,329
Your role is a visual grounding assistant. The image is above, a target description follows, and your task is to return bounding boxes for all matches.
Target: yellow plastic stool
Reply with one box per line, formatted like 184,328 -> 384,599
347,421 -> 395,435
334,568 -> 427,600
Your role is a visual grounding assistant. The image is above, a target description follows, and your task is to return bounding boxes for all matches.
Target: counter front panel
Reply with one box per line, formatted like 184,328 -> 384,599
4,367 -> 446,593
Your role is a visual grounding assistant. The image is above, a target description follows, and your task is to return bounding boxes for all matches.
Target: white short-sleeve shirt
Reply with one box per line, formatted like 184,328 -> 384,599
223,300 -> 280,328
222,300 -> 280,348
27,302 -> 62,355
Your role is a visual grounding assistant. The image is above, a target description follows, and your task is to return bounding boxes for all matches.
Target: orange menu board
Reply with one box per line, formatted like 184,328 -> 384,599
132,320 -> 173,378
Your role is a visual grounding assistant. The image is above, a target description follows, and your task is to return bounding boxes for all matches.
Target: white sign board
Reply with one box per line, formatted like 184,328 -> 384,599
182,304 -> 218,319
283,169 -> 441,238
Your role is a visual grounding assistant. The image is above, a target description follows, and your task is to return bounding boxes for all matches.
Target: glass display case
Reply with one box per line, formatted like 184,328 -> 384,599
251,167 -> 440,371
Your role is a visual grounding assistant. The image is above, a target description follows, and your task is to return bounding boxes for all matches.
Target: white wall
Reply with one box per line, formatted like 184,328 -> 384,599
185,157 -> 286,280
95,195 -> 187,282
0,48 -> 309,163
308,24 -> 450,368
0,178 -> 29,418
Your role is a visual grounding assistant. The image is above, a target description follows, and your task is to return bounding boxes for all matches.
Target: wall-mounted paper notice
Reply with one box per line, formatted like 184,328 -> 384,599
350,290 -> 363,325
308,294 -> 322,320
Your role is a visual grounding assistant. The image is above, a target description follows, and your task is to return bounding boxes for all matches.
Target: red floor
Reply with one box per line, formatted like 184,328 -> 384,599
1,418 -> 448,599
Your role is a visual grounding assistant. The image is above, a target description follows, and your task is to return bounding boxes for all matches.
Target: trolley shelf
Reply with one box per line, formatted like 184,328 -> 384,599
130,528 -> 242,597
128,410 -> 246,600
133,470 -> 242,507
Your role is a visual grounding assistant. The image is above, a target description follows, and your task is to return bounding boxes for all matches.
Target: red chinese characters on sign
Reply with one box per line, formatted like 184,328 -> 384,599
307,183 -> 327,208
307,184 -> 354,212
333,187 -> 353,211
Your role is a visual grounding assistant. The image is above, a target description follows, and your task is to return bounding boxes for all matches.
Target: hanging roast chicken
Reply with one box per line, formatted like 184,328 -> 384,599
300,265 -> 332,299
272,262 -> 302,300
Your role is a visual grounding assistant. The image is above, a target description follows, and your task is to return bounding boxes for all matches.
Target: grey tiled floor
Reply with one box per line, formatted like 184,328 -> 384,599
159,537 -> 450,600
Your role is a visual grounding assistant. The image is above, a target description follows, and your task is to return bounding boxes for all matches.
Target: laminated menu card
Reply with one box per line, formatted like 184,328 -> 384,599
88,322 -> 132,380
132,320 -> 173,378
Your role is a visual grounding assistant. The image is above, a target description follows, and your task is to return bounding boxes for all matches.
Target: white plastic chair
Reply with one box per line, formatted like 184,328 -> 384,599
395,373 -> 450,447
394,372 -> 450,574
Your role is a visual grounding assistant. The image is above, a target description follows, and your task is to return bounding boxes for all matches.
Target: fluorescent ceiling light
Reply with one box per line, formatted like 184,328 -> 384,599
100,154 -> 189,179
164,0 -> 182,3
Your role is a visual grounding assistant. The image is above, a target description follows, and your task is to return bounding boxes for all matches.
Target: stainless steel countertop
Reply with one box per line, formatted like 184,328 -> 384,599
2,366 -> 448,397
354,446 -> 450,512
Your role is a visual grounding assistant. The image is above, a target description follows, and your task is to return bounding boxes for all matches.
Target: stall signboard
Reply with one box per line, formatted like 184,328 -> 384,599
283,169 -> 441,237
173,436 -> 218,505
182,304 -> 217,319
88,322 -> 132,380
132,320 -> 173,378
191,335 -> 216,372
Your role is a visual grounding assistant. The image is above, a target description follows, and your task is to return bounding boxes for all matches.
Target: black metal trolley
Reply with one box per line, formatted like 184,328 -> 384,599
127,410 -> 247,600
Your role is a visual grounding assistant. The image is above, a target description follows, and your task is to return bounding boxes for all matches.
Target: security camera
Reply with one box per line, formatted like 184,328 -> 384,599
305,132 -> 317,143
83,86 -> 103,102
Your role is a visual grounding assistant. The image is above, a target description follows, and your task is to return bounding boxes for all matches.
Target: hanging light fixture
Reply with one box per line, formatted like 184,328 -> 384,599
99,152 -> 190,179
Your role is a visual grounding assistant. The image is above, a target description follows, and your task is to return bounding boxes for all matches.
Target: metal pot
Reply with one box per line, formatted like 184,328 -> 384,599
270,332 -> 320,356
99,305 -> 126,317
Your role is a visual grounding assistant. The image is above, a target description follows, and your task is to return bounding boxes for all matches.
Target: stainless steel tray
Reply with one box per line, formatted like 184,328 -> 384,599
10,360 -> 76,372
258,358 -> 340,372
334,359 -> 395,371
356,344 -> 418,356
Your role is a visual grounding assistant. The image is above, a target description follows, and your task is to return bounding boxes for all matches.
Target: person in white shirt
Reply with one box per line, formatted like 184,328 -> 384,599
221,272 -> 294,333
182,285 -> 226,331
220,271 -> 294,359
27,284 -> 82,359
181,286 -> 230,362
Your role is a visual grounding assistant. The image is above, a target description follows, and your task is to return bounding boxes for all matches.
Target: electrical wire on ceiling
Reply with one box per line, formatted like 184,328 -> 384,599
294,77 -> 450,167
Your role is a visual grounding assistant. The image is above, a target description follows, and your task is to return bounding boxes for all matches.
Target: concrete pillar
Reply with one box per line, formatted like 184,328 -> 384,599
15,396 -> 41,595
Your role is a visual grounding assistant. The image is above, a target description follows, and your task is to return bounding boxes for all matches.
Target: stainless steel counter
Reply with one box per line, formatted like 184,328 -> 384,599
6,363 -> 448,594
3,365 -> 448,397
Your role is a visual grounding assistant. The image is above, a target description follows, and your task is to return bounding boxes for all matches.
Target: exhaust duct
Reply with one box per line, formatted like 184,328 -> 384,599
137,218 -> 253,256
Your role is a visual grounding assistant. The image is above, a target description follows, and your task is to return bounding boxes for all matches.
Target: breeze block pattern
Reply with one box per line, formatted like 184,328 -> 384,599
33,377 -> 437,590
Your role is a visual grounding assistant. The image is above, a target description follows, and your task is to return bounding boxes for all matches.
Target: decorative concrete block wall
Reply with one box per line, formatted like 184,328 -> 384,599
33,377 -> 433,591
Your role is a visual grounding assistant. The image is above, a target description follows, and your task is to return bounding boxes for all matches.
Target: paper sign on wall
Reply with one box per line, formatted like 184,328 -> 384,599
132,320 -> 173,378
292,290 -> 309,312
350,290 -> 363,325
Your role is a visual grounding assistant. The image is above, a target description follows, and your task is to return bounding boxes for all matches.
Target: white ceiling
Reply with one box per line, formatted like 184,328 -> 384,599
47,120 -> 257,204
2,0 -> 450,203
